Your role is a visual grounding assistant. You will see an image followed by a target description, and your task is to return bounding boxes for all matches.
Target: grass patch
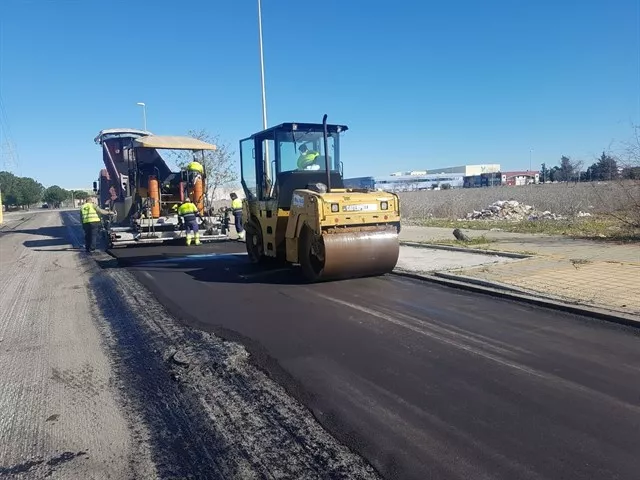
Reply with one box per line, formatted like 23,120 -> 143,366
409,216 -> 639,241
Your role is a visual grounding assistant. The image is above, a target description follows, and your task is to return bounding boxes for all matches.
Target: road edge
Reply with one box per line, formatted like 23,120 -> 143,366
392,270 -> 640,328
399,241 -> 533,259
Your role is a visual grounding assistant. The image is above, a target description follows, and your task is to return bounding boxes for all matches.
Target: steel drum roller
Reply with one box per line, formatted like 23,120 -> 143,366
301,229 -> 400,281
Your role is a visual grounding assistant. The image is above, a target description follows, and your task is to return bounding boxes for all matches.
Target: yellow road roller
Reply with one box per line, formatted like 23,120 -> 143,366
239,114 -> 401,282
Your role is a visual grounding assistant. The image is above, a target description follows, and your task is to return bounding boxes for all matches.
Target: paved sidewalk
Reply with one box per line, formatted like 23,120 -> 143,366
399,226 -> 640,317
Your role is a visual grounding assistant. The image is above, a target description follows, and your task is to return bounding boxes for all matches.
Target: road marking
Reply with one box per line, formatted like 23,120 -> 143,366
141,271 -> 155,282
315,293 -> 640,415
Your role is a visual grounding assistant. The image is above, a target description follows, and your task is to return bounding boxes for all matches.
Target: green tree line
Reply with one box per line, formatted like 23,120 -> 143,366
539,125 -> 640,183
540,152 -> 639,183
0,171 -> 89,209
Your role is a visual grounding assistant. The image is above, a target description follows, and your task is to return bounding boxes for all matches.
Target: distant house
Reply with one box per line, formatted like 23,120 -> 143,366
501,171 -> 539,186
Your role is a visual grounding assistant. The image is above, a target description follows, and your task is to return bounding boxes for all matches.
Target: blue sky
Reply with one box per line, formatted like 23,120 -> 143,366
0,0 -> 638,189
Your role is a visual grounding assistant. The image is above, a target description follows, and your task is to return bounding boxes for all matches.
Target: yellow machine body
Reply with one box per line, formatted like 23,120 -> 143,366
240,116 -> 401,282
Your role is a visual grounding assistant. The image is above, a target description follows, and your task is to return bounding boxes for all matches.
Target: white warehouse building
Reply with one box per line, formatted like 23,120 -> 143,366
372,165 -> 501,192
426,164 -> 501,176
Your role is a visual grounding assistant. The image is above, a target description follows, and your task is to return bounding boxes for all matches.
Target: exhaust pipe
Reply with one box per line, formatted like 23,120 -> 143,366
323,114 -> 331,193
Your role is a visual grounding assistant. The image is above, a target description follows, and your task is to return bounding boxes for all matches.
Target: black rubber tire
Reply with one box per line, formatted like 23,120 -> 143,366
245,221 -> 265,264
298,227 -> 325,282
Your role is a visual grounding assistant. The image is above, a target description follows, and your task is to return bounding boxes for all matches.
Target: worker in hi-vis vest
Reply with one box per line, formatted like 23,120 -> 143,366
80,198 -> 112,253
186,159 -> 204,186
230,192 -> 244,240
297,144 -> 321,170
177,199 -> 202,246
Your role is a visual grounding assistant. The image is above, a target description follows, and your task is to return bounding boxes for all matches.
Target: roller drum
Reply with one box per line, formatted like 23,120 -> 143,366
300,229 -> 399,281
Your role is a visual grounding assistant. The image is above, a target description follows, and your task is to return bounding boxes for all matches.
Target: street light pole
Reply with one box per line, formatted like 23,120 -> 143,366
257,0 -> 271,192
257,0 -> 268,130
136,102 -> 147,131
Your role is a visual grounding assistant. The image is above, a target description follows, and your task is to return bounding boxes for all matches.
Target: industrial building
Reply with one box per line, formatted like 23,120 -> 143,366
344,164 -> 502,191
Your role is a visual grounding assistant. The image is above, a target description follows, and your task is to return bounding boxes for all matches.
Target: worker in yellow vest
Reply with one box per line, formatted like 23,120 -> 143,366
186,159 -> 204,187
80,198 -> 112,252
230,192 -> 244,240
177,199 -> 202,246
297,144 -> 321,170
187,160 -> 204,175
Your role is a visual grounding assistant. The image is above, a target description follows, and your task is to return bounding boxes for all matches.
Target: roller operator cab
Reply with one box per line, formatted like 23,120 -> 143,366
239,114 -> 401,282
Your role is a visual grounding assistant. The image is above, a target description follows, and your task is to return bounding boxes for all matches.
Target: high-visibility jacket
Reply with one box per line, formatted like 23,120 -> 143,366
187,161 -> 204,174
80,203 -> 101,224
297,151 -> 320,169
178,201 -> 199,221
231,198 -> 242,211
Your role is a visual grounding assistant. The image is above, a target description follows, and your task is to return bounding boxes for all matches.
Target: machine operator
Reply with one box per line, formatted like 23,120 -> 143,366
297,144 -> 321,170
177,199 -> 202,246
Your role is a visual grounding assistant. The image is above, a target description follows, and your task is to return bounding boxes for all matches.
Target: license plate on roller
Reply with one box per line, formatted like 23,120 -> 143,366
343,204 -> 377,212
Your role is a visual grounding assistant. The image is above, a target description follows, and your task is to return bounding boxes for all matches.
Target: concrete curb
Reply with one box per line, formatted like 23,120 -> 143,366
392,269 -> 640,329
399,241 -> 533,259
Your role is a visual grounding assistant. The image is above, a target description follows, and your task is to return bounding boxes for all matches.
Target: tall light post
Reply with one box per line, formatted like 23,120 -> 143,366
257,0 -> 270,188
136,102 -> 147,131
529,148 -> 533,171
257,0 -> 268,130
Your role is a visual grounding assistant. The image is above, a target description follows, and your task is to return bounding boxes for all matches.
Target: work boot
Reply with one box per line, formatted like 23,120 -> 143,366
238,231 -> 245,241
194,233 -> 201,246
186,235 -> 193,246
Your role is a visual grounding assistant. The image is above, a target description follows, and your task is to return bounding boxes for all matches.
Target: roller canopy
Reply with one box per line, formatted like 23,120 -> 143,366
133,135 -> 217,150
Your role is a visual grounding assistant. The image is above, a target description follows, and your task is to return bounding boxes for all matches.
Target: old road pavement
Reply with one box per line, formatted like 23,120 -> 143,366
103,213 -> 640,480
3,209 -> 638,479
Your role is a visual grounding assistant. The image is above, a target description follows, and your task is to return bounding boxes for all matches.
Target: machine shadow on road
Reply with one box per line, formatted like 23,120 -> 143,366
2,211 -> 88,251
1,225 -> 77,250
120,252 -> 310,286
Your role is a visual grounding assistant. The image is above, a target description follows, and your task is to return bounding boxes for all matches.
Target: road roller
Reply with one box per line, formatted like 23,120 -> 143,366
239,114 -> 401,282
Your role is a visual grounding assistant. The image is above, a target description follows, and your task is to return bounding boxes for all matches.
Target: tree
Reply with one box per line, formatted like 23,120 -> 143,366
167,129 -> 238,200
540,163 -> 548,183
18,177 -> 44,207
547,166 -> 561,182
0,171 -> 20,205
587,152 -> 619,181
72,190 -> 89,201
43,185 -> 70,207
555,155 -> 583,182
0,171 -> 43,208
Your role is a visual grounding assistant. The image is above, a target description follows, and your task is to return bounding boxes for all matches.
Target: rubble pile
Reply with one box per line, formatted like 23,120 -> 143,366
464,200 -> 565,221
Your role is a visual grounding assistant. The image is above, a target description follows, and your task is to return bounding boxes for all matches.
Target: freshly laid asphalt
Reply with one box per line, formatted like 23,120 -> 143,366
109,240 -> 640,480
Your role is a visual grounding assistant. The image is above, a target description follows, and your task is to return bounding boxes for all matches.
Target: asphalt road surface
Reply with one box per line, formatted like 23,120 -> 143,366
109,236 -> 640,480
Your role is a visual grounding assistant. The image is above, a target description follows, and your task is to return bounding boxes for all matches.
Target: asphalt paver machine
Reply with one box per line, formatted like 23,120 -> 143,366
94,128 -> 229,248
239,114 -> 401,282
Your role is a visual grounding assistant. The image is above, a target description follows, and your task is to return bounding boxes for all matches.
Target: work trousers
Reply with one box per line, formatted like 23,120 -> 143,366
184,218 -> 199,234
233,210 -> 243,234
83,222 -> 100,252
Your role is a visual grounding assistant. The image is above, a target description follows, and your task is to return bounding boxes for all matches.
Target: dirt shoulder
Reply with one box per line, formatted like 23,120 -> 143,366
0,211 -> 157,479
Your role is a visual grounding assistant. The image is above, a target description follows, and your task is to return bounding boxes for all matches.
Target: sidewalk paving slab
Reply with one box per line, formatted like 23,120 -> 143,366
398,225 -> 640,319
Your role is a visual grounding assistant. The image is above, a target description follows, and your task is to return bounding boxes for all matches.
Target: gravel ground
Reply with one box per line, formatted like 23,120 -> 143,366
0,211 -> 157,479
0,210 -> 382,479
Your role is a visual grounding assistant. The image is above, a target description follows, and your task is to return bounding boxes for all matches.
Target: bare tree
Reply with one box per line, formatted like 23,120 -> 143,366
167,129 -> 239,200
590,124 -> 640,230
